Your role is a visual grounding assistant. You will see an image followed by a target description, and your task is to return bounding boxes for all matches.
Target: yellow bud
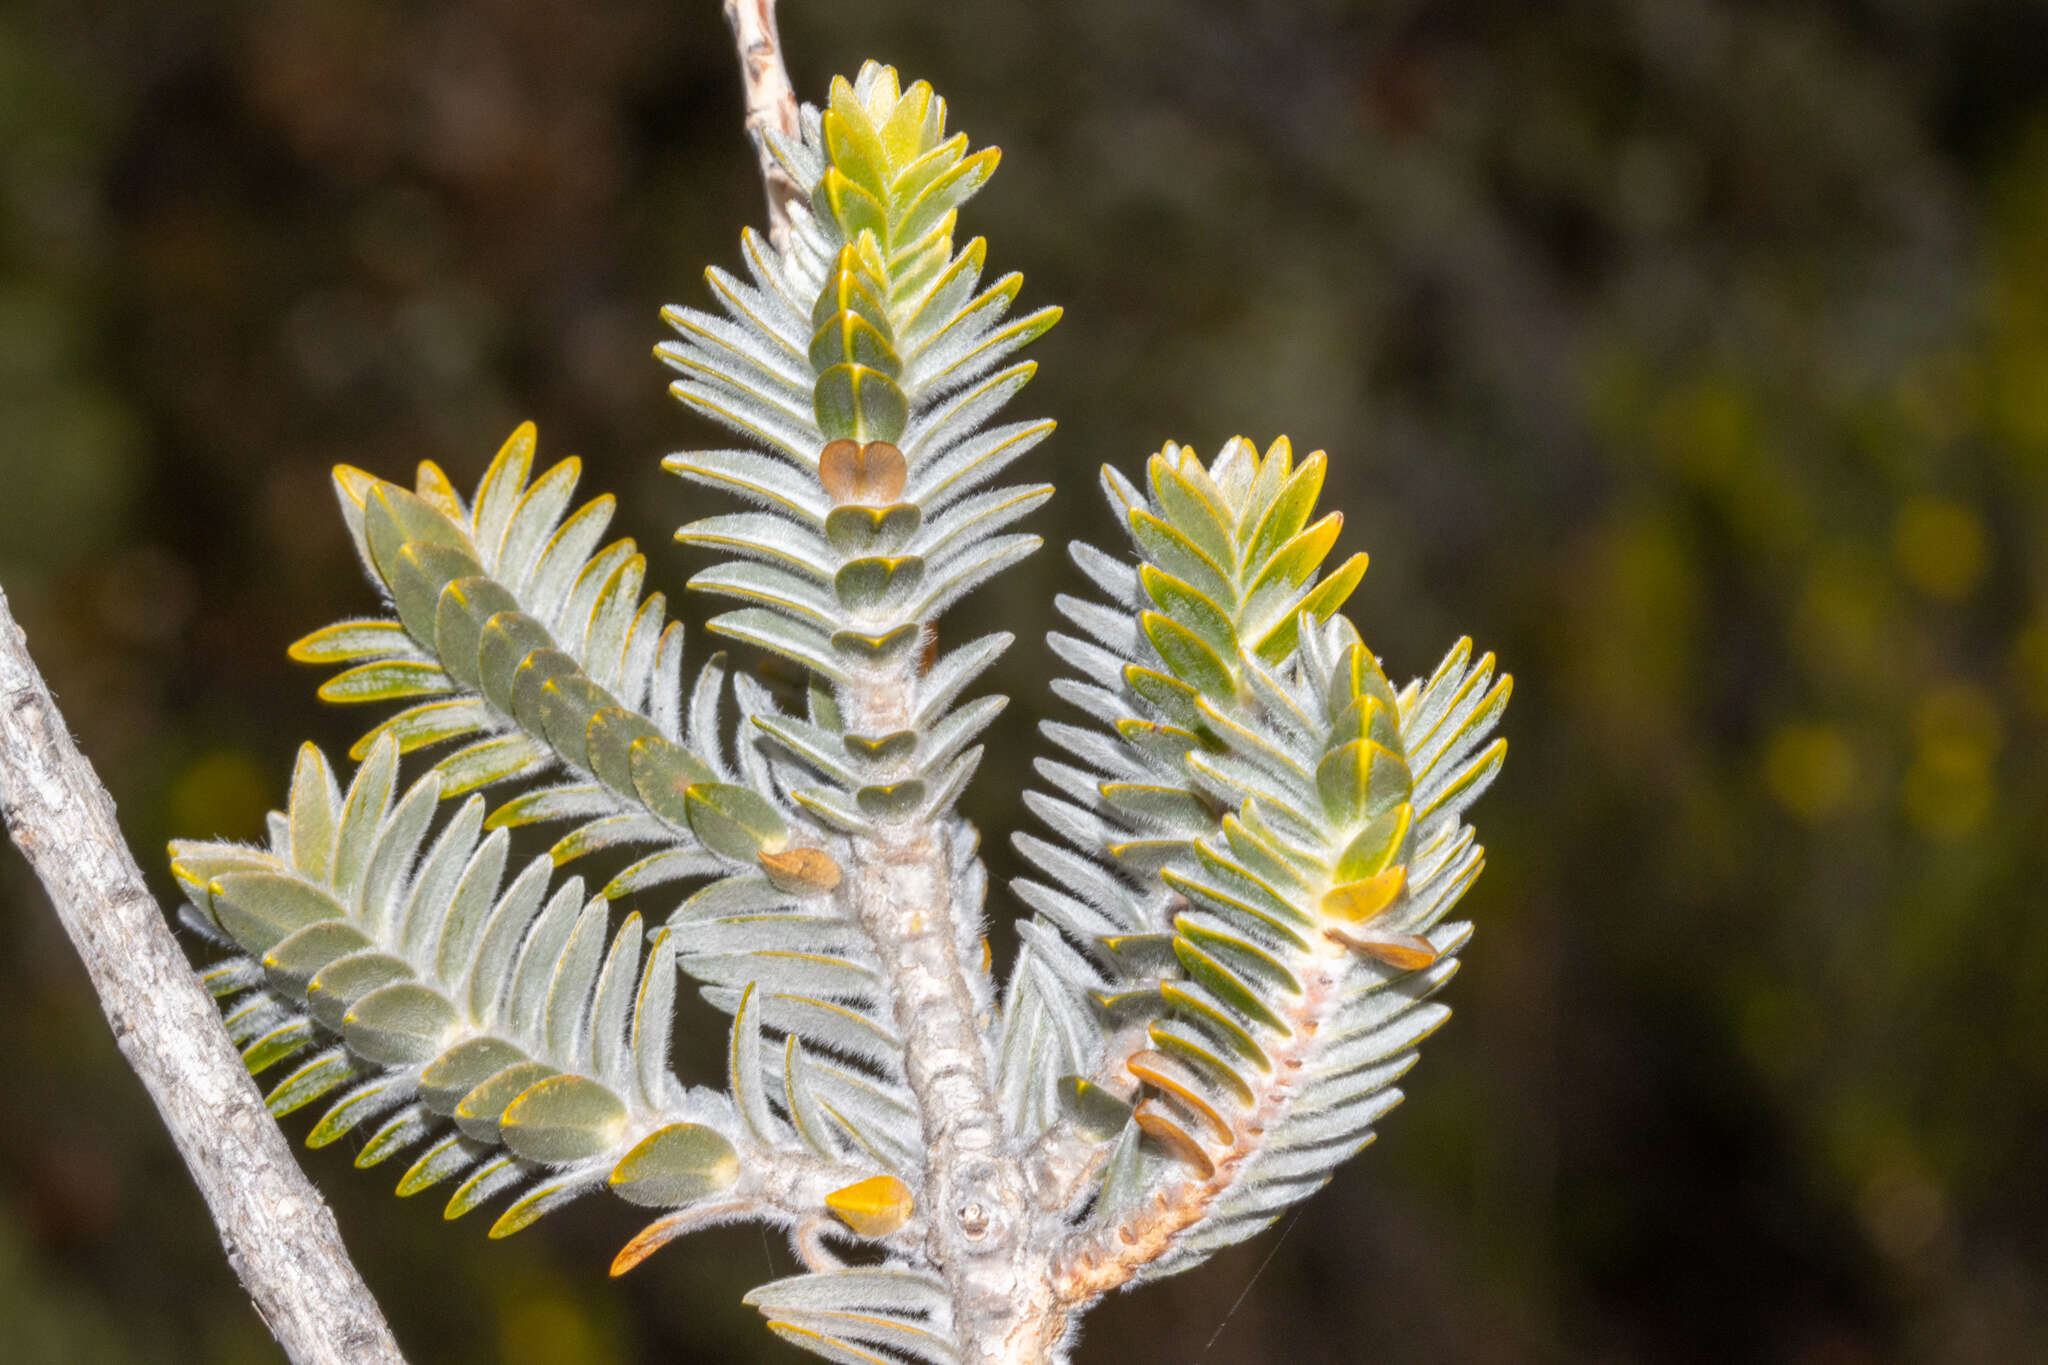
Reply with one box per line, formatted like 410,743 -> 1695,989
825,1175 -> 915,1238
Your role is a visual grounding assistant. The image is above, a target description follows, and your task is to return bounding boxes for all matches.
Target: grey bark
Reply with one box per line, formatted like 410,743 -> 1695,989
0,583 -> 409,1365
722,0 -> 804,252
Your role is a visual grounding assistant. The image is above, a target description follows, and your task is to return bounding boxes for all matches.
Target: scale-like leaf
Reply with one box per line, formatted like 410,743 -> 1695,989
172,736 -> 748,1239
1018,435 -> 1509,1289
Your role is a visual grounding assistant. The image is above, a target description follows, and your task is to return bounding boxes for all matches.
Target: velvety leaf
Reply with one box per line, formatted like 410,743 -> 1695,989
418,1036 -> 530,1116
433,577 -> 520,690
262,919 -> 376,995
684,781 -> 790,861
500,1074 -> 628,1164
305,952 -> 416,1032
609,1124 -> 741,1207
815,363 -> 908,445
475,612 -> 555,714
343,981 -> 461,1067
452,1060 -> 559,1143
833,555 -> 925,610
1057,1076 -> 1135,1140
208,871 -> 347,955
1142,612 -> 1237,702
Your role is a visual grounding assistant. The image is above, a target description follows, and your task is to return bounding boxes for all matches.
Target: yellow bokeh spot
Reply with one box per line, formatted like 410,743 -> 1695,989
1901,683 -> 2001,841
1901,759 -> 1991,841
498,1288 -> 619,1365
1762,723 -> 1855,822
1892,496 -> 1987,601
1989,342 -> 2048,451
2011,621 -> 2048,717
1650,377 -> 1753,482
1911,682 -> 2002,766
166,749 -> 271,841
1792,548 -> 1893,682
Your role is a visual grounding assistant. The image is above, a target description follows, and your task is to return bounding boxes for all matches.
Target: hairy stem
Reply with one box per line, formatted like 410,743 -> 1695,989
721,0 -> 803,252
836,651 -> 1070,1363
0,584 -> 408,1365
1052,950 -> 1348,1304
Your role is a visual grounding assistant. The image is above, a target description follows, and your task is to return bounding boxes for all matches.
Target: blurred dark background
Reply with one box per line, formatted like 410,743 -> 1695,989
4,0 -> 2046,1360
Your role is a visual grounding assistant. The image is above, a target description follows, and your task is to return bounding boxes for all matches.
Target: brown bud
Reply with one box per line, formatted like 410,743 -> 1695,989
819,439 -> 907,505
757,846 -> 844,895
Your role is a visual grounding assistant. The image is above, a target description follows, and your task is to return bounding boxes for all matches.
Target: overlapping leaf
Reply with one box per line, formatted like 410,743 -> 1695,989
659,62 -> 1055,836
171,737 -> 743,1238
288,421 -> 849,908
1014,435 -> 1510,1280
162,55 -> 1516,1365
745,1268 -> 958,1365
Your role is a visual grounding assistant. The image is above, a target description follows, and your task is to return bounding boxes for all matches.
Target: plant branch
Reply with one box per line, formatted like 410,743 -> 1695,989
1050,957 -> 1349,1306
721,0 -> 803,251
0,583 -> 408,1365
834,651 -> 1072,1364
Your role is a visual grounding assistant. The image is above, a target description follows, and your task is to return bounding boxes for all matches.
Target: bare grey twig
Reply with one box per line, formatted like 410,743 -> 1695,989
723,0 -> 804,250
0,584 -> 409,1365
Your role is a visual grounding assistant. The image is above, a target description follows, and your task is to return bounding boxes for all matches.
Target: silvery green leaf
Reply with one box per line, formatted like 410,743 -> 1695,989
901,360 -> 1036,462
631,930 -> 678,1110
912,485 -> 1051,565
685,949 -> 877,1000
788,787 -> 876,838
490,1169 -> 606,1238
780,1037 -> 841,1159
728,984 -> 777,1146
799,1059 -> 921,1171
355,1104 -> 435,1169
911,696 -> 1005,777
307,1075 -> 413,1150
682,913 -> 869,960
691,561 -> 839,627
542,899 -> 610,1064
526,501 -> 620,627
499,1074 -> 628,1165
464,855 -> 553,1021
433,734 -> 551,797
911,303 -> 1060,407
442,1153 -> 527,1221
676,511 -> 834,577
671,376 -> 820,463
908,422 -> 1054,521
648,622 -> 689,743
503,880 -> 584,1037
686,652 -> 733,777
754,715 -> 864,787
357,773 -> 444,939
911,533 -> 1039,620
907,633 -> 1010,730
916,748 -> 980,819
549,811 -> 668,866
602,847 -> 722,899
396,797 -> 485,962
662,448 -> 830,524
609,1122 -> 741,1207
703,988 -> 902,1071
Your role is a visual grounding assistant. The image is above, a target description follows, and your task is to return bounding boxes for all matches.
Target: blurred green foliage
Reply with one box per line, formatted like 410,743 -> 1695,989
2,0 -> 2046,1360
